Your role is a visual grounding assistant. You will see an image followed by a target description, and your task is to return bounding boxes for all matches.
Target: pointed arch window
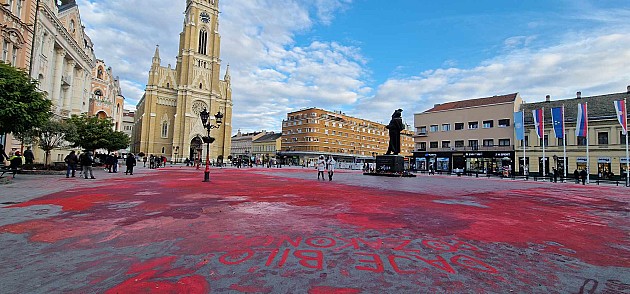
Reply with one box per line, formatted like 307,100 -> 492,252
198,29 -> 208,55
97,66 -> 104,79
161,120 -> 169,138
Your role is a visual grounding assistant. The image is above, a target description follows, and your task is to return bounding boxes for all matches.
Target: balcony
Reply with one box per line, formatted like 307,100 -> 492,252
414,131 -> 428,137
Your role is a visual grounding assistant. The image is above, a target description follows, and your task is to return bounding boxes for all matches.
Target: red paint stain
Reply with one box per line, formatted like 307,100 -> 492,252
309,286 -> 362,294
9,193 -> 111,211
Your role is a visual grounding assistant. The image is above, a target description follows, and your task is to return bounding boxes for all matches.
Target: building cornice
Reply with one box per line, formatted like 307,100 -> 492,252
39,4 -> 94,67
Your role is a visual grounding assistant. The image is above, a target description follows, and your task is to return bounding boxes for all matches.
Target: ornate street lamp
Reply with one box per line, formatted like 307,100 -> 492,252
199,108 -> 223,182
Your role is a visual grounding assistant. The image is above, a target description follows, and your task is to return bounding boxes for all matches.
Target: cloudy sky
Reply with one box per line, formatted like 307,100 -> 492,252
77,0 -> 630,133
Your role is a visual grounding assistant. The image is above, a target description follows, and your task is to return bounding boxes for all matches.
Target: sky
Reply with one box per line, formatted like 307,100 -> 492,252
77,0 -> 630,133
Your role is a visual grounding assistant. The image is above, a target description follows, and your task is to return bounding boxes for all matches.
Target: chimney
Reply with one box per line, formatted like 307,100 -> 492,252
434,103 -> 441,108
576,91 -> 582,99
545,95 -> 551,102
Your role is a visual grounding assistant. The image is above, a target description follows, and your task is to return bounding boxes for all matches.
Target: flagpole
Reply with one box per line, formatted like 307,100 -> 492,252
586,102 -> 590,184
562,104 -> 567,180
542,107 -> 546,179
625,99 -> 629,187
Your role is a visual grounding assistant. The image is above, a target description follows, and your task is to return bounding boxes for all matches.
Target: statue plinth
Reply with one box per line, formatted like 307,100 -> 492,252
363,155 -> 416,177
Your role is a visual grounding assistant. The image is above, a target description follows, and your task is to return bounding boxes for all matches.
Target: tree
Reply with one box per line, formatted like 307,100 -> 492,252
66,114 -> 114,151
104,131 -> 130,153
0,62 -> 52,137
36,119 -> 76,167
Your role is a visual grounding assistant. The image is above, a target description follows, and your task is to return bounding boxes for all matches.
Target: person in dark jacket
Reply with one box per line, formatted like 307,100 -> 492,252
0,143 -> 9,163
8,151 -> 23,178
80,151 -> 95,179
580,169 -> 588,185
573,169 -> 580,184
125,153 -> 137,175
23,147 -> 35,166
64,151 -> 79,178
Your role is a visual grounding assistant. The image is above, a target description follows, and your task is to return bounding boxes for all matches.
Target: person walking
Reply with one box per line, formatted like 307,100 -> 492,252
80,151 -> 95,179
573,169 -> 580,184
580,169 -> 587,185
64,151 -> 78,178
8,151 -> 23,178
316,155 -> 326,180
125,153 -> 137,175
0,143 -> 9,164
552,167 -> 558,183
23,147 -> 35,166
326,156 -> 336,181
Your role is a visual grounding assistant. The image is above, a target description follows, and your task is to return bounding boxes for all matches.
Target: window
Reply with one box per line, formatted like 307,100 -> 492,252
468,121 -> 478,129
16,0 -> 22,18
498,119 -> 510,127
468,140 -> 479,149
430,141 -> 438,148
539,135 -> 549,147
621,131 -> 627,144
2,41 -> 9,62
455,123 -> 464,130
557,137 -> 566,146
69,20 -> 75,33
483,120 -> 493,128
499,139 -> 510,146
198,29 -> 208,55
524,135 -> 529,147
11,47 -> 17,65
483,139 -> 494,147
454,140 -> 464,147
441,141 -> 450,148
430,125 -> 439,132
97,66 -> 103,79
161,122 -> 168,138
577,136 -> 587,146
7,0 -> 12,11
419,142 -> 426,151
418,126 -> 427,135
598,132 -> 608,145
442,124 -> 450,131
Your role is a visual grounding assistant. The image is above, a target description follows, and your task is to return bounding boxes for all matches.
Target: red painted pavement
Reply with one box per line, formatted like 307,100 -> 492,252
0,167 -> 628,293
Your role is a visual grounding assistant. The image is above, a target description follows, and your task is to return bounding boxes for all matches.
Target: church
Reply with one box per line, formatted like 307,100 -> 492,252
132,0 -> 233,163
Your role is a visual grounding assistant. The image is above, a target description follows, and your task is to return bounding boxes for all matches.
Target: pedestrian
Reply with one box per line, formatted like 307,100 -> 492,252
0,143 -> 9,164
106,154 -> 116,173
125,153 -> 137,175
112,153 -> 119,173
580,169 -> 587,185
23,147 -> 35,166
143,156 -> 147,167
80,151 -> 95,179
573,169 -> 580,184
316,155 -> 326,180
64,151 -> 78,178
552,167 -> 558,183
8,151 -> 23,178
326,156 -> 336,181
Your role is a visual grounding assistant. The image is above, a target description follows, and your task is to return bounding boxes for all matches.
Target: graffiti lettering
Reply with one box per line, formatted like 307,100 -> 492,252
355,253 -> 384,273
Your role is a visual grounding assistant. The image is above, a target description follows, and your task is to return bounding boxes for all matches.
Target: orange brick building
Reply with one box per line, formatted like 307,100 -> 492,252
280,108 -> 414,167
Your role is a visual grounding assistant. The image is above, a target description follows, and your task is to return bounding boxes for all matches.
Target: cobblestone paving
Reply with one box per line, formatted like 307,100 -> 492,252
0,165 -> 628,293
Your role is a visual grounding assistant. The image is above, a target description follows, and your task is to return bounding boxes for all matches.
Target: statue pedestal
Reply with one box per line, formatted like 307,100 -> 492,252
364,155 -> 416,177
376,155 -> 404,173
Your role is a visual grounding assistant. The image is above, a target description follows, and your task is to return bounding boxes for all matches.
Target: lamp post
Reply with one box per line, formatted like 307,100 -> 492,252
199,108 -> 223,182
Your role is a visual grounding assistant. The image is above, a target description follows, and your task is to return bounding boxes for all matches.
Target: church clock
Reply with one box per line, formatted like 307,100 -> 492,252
200,12 -> 210,23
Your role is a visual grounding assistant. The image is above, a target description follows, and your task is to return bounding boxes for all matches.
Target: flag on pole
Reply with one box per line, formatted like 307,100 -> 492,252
551,107 -> 564,138
614,100 -> 627,135
514,111 -> 524,141
576,103 -> 588,137
532,109 -> 544,138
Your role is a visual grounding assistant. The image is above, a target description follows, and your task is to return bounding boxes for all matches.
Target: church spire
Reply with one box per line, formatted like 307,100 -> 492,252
152,45 -> 161,65
224,64 -> 231,84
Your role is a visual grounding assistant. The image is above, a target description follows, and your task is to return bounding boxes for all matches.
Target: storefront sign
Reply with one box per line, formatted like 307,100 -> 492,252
576,157 -> 588,163
598,157 -> 611,163
622,158 -> 629,164
494,152 -> 511,158
465,152 -> 483,157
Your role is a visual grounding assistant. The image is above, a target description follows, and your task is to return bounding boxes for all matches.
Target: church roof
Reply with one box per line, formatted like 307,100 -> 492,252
58,0 -> 77,12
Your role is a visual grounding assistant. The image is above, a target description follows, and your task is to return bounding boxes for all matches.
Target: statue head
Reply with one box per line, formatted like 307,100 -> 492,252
392,109 -> 403,118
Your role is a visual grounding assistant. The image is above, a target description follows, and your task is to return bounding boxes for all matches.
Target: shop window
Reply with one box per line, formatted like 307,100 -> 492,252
499,139 -> 510,146
441,141 -> 450,148
454,140 -> 464,147
483,139 -> 494,147
442,124 -> 450,131
430,125 -> 438,132
430,141 -> 438,148
482,120 -> 493,128
577,136 -> 587,146
598,132 -> 608,145
498,119 -> 510,127
455,123 -> 464,130
468,121 -> 478,129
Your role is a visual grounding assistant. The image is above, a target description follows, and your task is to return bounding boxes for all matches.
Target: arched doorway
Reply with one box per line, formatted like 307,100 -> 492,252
190,136 -> 203,164
96,111 -> 108,119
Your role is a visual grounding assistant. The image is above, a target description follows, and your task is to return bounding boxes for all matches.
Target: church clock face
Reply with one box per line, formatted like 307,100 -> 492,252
200,12 -> 210,23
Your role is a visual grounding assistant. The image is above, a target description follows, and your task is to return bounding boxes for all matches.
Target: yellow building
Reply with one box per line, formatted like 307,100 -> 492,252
133,0 -> 232,162
1,0 -> 35,70
252,133 -> 282,164
281,108 -> 414,167
89,59 -> 124,131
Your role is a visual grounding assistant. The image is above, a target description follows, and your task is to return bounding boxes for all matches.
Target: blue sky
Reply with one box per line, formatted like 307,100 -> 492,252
78,0 -> 630,132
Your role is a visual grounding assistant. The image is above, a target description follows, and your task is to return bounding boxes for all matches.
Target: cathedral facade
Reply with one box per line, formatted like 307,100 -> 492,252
132,0 -> 233,162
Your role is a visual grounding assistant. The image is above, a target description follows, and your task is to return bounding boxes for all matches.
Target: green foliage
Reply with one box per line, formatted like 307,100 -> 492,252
65,114 -> 129,152
104,131 -> 130,152
36,119 -> 75,166
0,62 -> 52,136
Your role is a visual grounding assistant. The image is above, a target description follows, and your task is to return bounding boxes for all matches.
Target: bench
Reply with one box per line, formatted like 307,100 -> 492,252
0,167 -> 20,178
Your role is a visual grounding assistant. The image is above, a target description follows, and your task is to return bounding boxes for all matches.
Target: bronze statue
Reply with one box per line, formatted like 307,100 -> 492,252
385,109 -> 404,155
